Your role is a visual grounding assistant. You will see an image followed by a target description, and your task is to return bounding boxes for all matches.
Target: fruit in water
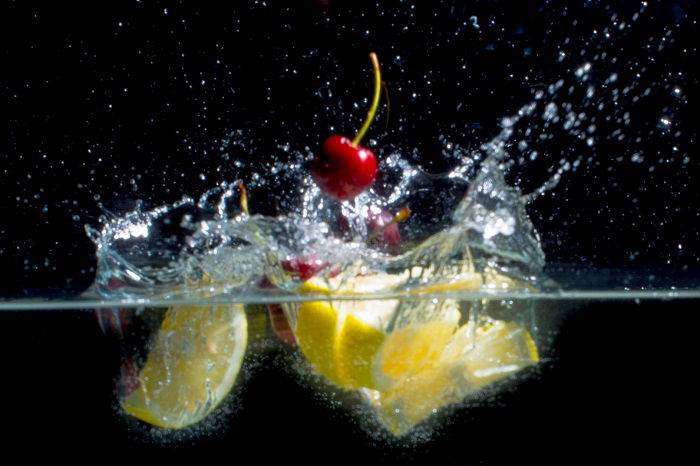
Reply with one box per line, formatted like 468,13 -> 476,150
371,317 -> 459,391
443,319 -> 540,389
287,269 -> 539,436
120,304 -> 247,428
280,255 -> 328,282
366,208 -> 401,251
291,273 -> 461,391
267,303 -> 296,344
337,206 -> 403,251
312,52 -> 382,201
364,319 -> 539,436
293,274 -> 402,389
311,135 -> 378,201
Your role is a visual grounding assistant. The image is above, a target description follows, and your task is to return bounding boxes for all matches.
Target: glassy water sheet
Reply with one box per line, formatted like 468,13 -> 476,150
1,268 -> 699,311
91,295 -> 561,442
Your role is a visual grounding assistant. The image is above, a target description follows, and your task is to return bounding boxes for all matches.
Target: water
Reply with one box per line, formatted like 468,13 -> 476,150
2,0 -> 697,461
5,298 -> 697,461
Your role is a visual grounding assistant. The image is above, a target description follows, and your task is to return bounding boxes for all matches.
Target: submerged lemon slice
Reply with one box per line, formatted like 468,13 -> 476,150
294,275 -> 399,390
293,274 -> 460,391
365,319 -> 539,436
295,299 -> 346,386
448,319 -> 540,388
296,299 -> 392,389
290,269 -> 539,436
121,304 -> 248,428
371,312 -> 459,391
336,310 -> 389,389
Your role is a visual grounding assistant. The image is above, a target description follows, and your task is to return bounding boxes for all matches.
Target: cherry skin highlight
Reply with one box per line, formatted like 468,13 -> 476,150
311,135 -> 378,201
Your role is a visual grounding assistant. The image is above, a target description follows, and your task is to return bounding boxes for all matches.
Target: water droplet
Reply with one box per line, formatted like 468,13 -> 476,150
657,116 -> 672,130
574,62 -> 592,78
543,102 -> 558,121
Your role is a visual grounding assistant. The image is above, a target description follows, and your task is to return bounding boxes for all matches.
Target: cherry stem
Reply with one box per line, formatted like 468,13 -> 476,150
352,52 -> 382,147
365,207 -> 411,245
238,183 -> 249,215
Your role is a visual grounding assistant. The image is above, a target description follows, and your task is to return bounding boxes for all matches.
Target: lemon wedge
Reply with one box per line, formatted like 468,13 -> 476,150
294,296 -> 396,389
288,267 -> 539,437
445,319 -> 540,388
295,299 -> 346,386
121,304 -> 247,428
293,274 -> 400,389
363,319 -> 539,436
371,310 -> 459,391
292,273 -> 460,391
336,310 -> 390,389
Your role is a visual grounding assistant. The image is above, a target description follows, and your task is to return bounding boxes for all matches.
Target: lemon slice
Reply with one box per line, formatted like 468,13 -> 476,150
295,299 -> 345,386
361,361 -> 466,436
335,306 -> 391,389
445,319 -> 539,388
121,304 -> 247,428
363,319 -> 539,436
370,309 -> 459,391
293,273 -> 460,391
293,274 -> 400,389
290,269 -> 532,392
294,291 -> 396,389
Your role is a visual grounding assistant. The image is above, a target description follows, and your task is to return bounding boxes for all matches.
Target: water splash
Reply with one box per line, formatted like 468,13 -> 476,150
88,112 -> 551,302
87,30 -> 686,300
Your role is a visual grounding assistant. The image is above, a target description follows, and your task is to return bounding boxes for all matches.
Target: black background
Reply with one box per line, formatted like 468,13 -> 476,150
1,0 -> 698,297
2,300 -> 697,462
1,0 -> 698,461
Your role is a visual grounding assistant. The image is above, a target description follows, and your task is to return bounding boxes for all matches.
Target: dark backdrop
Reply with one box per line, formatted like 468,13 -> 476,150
2,300 -> 697,462
1,0 -> 697,297
0,0 -> 698,461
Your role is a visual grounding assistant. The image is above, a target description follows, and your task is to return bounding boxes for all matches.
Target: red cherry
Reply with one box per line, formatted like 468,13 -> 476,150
367,209 -> 401,251
337,207 -> 401,251
280,255 -> 328,281
313,53 -> 383,201
311,135 -> 378,201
